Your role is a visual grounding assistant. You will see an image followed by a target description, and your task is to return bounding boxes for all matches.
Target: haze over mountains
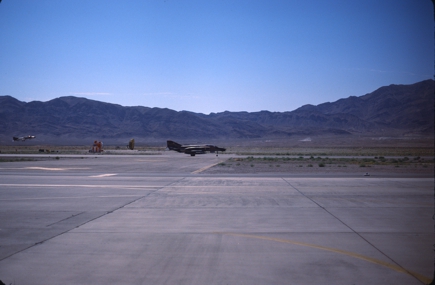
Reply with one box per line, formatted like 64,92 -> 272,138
0,80 -> 433,145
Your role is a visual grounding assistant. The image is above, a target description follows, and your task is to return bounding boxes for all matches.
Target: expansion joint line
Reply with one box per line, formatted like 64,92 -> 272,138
281,178 -> 424,284
46,212 -> 85,227
104,176 -> 187,214
0,177 -> 188,262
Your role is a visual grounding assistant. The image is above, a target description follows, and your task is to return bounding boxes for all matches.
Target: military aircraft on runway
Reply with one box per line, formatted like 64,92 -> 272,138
167,140 -> 226,156
12,135 -> 35,142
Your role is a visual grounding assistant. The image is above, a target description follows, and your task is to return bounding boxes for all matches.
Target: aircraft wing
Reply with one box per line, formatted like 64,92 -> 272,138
183,147 -> 206,155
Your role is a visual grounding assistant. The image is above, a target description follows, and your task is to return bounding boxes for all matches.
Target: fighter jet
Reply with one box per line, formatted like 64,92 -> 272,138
13,135 -> 36,142
167,140 -> 226,156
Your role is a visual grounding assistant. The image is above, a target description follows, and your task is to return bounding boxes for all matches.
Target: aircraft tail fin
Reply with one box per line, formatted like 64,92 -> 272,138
167,140 -> 181,150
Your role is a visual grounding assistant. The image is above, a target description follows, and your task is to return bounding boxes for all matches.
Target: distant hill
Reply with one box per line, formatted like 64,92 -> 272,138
0,79 -> 433,144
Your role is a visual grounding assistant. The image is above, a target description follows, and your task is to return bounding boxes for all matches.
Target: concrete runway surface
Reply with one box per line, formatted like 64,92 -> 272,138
0,153 -> 433,284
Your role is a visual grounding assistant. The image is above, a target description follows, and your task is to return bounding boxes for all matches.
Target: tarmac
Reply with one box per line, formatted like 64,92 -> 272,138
0,152 -> 433,284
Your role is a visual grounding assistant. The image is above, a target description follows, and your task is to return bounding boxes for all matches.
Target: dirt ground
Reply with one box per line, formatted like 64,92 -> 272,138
203,136 -> 434,175
202,156 -> 434,176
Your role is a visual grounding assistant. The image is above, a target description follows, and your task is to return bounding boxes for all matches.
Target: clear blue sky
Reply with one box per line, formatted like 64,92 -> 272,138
0,0 -> 433,114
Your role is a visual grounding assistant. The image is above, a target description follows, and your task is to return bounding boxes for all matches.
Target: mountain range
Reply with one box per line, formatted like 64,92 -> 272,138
0,79 -> 433,145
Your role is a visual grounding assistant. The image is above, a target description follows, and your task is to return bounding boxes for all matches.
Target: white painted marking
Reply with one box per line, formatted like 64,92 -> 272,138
134,159 -> 167,162
89,173 -> 117,178
25,167 -> 66,171
0,194 -> 144,201
0,184 -> 160,189
0,167 -> 91,171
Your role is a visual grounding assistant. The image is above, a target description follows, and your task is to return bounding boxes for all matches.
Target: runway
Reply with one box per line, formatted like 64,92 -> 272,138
0,153 -> 433,284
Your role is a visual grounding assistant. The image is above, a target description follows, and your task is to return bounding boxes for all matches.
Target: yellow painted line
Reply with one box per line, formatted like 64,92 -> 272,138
220,232 -> 431,284
89,173 -> 117,178
192,161 -> 223,174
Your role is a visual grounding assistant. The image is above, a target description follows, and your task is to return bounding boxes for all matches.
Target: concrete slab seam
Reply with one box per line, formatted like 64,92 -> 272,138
281,177 -> 427,284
